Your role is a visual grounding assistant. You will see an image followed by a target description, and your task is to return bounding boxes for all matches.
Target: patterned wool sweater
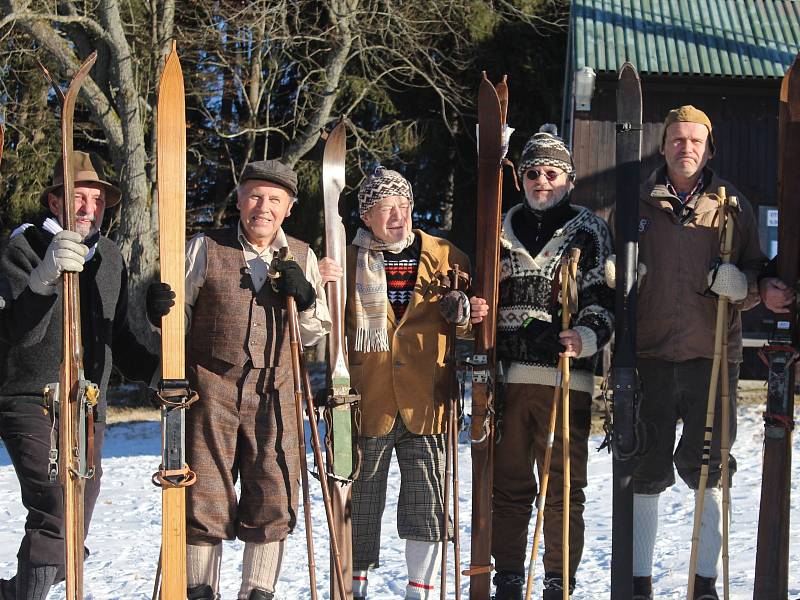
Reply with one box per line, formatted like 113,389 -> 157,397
497,202 -> 615,393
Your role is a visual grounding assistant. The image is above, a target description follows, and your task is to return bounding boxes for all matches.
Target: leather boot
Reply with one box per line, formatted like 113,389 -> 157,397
693,575 -> 719,600
248,589 -> 274,600
15,560 -> 56,600
542,574 -> 574,599
492,570 -> 524,600
0,576 -> 15,600
633,575 -> 653,600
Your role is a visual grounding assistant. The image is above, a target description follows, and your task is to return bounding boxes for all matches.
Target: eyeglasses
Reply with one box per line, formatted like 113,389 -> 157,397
525,168 -> 563,182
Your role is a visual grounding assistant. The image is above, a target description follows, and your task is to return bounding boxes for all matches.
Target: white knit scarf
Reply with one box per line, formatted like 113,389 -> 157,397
351,227 -> 416,352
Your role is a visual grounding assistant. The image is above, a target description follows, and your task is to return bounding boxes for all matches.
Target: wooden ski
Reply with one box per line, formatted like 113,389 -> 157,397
38,51 -> 99,600
610,61 -> 643,600
466,73 -> 506,600
754,52 -> 800,600
322,119 -> 358,600
154,42 -> 195,600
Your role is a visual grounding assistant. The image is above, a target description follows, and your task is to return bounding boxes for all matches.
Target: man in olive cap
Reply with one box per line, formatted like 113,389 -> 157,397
617,106 -> 766,599
0,151 -> 159,599
148,158 -> 331,600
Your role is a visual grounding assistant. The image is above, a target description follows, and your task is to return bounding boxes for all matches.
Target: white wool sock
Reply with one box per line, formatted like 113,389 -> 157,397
187,543 -> 222,591
238,540 -> 284,599
696,488 -> 722,578
405,539 -> 442,599
632,493 -> 659,577
352,569 -> 369,598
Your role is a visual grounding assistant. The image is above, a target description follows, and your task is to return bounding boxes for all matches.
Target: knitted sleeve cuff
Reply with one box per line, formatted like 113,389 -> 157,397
573,325 -> 598,359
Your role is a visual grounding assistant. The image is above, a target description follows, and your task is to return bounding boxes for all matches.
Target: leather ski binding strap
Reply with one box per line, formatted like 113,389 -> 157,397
462,563 -> 493,577
157,378 -> 199,410
152,464 -> 197,489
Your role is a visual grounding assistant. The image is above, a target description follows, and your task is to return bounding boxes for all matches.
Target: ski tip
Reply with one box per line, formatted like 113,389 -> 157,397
618,62 -> 639,79
481,70 -> 490,83
171,39 -> 178,53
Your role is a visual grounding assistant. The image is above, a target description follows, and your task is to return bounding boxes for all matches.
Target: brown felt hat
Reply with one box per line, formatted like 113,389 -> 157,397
39,151 -> 121,208
239,159 -> 298,196
660,105 -> 716,155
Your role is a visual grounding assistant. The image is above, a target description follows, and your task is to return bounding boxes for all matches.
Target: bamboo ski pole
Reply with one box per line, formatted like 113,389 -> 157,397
442,265 -> 463,600
686,188 -> 735,599
288,307 -> 318,600
720,321 -> 730,600
524,256 -> 572,600
286,296 -> 349,600
561,248 -> 580,600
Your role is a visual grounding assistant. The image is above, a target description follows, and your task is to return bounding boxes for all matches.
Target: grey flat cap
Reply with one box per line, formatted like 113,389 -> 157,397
240,159 -> 298,196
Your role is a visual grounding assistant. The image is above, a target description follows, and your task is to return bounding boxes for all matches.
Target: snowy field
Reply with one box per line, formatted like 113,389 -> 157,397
1,405 -> 799,599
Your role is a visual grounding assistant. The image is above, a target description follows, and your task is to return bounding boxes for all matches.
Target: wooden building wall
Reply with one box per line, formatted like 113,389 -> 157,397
571,74 -> 781,217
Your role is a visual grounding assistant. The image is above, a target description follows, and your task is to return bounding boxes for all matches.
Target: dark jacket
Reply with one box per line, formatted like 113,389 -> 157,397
0,223 -> 158,420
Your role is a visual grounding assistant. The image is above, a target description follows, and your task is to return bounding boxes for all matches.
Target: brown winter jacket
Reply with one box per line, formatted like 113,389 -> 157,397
345,230 -> 471,437
635,167 -> 766,363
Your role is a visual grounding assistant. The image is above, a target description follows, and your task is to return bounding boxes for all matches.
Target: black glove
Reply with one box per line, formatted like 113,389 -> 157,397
146,281 -> 176,327
272,258 -> 316,311
519,316 -> 565,355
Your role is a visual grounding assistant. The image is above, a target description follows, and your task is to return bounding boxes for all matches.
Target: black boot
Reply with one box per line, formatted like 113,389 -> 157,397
187,584 -> 219,600
542,573 -> 575,599
492,570 -> 524,600
633,576 -> 652,600
693,575 -> 719,600
15,560 -> 56,600
248,589 -> 274,600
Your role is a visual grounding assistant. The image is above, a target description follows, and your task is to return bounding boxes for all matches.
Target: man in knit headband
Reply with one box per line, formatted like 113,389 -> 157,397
319,165 -> 487,600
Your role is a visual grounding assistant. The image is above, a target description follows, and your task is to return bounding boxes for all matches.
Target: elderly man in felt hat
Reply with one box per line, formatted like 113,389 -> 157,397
614,106 -> 766,599
0,151 -> 159,599
317,166 -> 488,600
147,159 -> 332,600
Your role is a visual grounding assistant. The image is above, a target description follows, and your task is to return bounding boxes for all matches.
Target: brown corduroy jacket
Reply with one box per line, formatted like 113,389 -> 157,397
345,230 -> 471,437
635,167 -> 767,363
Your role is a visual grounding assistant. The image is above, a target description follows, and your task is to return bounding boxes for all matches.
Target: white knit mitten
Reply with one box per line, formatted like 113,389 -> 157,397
604,254 -> 647,289
708,263 -> 747,301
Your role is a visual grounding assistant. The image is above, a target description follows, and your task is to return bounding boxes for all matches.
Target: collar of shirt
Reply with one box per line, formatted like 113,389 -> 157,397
236,220 -> 289,292
665,173 -> 705,204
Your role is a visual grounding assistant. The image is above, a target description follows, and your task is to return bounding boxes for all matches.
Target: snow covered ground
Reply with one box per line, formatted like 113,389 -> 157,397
1,404 -> 798,599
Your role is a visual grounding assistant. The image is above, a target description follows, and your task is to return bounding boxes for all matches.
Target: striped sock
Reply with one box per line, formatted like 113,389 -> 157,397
187,543 -> 222,592
405,539 -> 441,600
239,541 -> 284,600
352,569 -> 369,597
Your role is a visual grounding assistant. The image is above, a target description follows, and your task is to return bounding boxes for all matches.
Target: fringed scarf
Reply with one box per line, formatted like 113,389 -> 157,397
351,227 -> 416,352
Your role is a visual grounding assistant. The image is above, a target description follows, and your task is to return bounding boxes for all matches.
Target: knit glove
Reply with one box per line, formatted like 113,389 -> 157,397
29,230 -> 88,296
604,254 -> 647,289
708,262 -> 748,302
438,290 -> 470,326
146,281 -> 176,327
272,258 -> 316,311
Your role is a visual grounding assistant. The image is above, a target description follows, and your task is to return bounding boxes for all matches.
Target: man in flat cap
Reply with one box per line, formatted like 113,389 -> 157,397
614,106 -> 765,599
0,151 -> 159,599
148,159 -> 331,600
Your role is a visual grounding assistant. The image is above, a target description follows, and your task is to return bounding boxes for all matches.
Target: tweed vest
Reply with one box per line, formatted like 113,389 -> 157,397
189,227 -> 309,369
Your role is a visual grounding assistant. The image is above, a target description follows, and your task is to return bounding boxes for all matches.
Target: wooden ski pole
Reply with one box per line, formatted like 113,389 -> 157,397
288,305 -> 318,600
442,266 -> 464,600
686,188 -> 735,599
561,248 -> 580,600
452,390 -> 462,600
286,296 -> 348,600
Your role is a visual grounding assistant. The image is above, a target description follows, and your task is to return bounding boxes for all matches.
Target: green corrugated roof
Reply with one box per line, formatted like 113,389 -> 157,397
572,0 -> 800,77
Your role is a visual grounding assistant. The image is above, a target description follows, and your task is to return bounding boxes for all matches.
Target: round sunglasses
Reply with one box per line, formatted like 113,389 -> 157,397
525,168 -> 564,182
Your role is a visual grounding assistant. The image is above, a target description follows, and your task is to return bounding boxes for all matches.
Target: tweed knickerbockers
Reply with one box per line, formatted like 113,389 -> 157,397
352,417 -> 452,570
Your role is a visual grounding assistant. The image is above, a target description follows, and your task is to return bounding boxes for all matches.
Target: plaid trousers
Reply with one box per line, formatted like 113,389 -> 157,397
352,417 -> 451,570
